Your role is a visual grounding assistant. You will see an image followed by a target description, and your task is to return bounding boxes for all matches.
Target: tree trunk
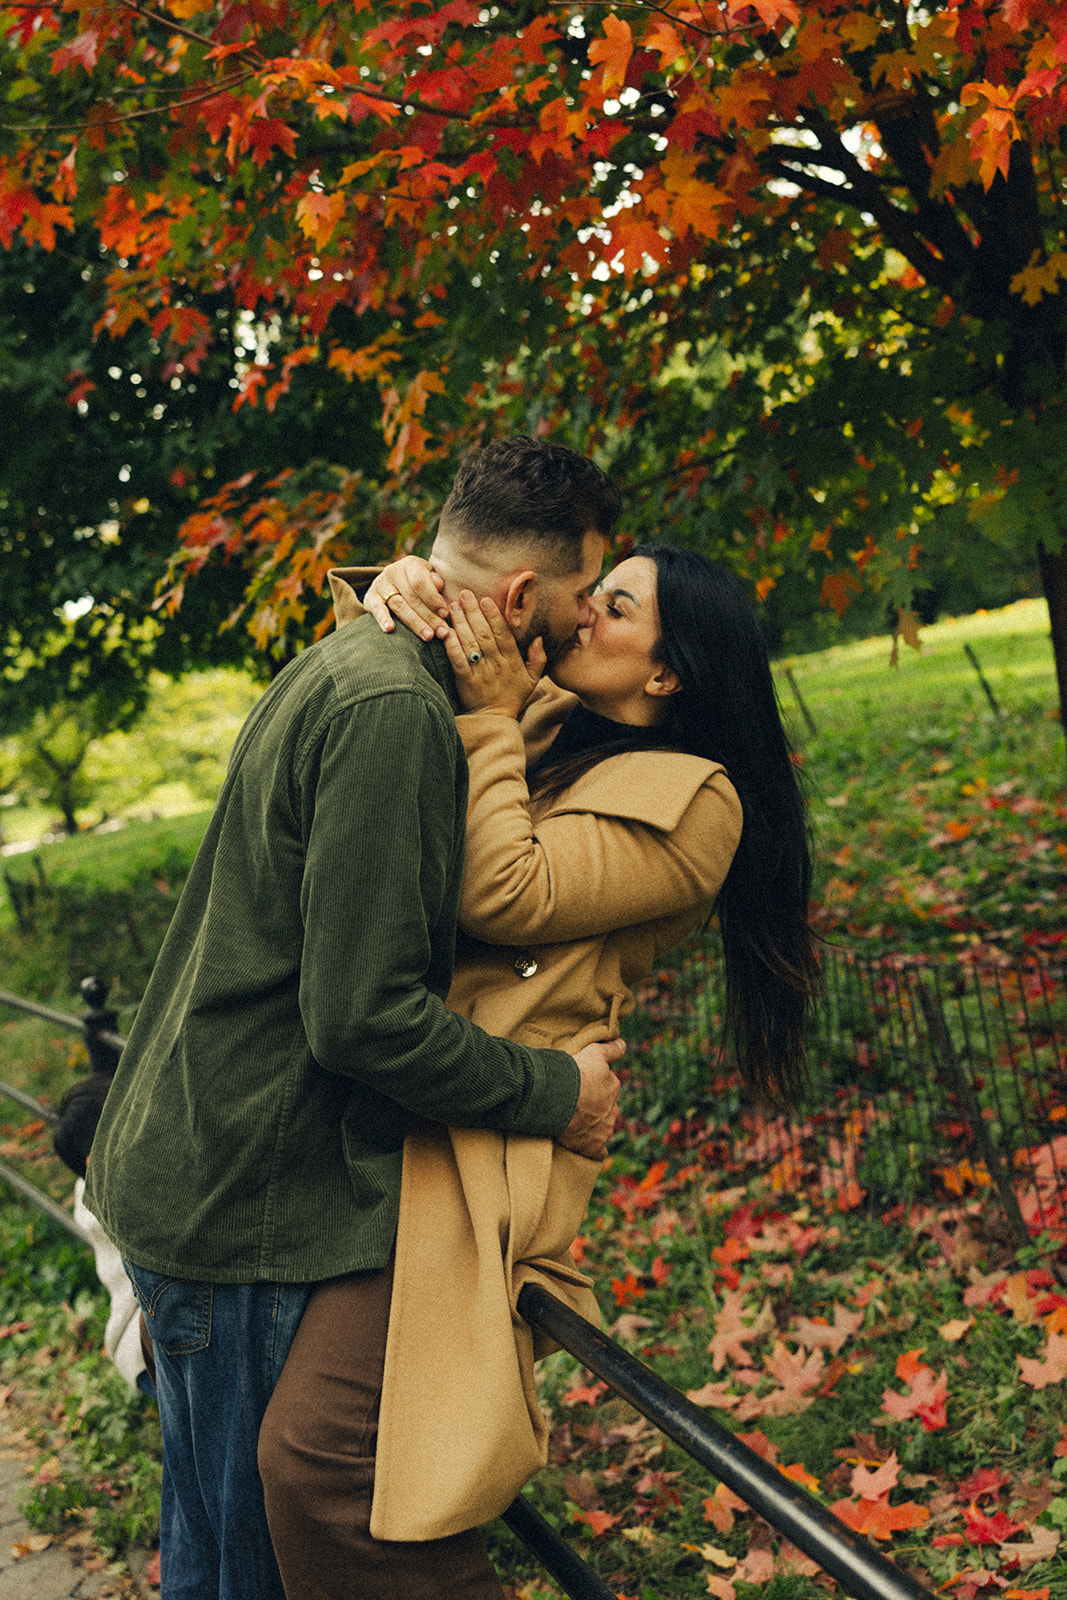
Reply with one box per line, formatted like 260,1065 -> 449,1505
1037,539 -> 1067,768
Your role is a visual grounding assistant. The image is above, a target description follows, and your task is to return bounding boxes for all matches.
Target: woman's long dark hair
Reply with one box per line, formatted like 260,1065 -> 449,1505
532,543 -> 819,1102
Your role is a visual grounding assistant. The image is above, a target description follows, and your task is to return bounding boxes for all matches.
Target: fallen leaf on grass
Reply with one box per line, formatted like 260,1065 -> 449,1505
830,1493 -> 930,1540
561,1380 -> 608,1407
707,1289 -> 773,1370
611,1314 -> 654,1344
563,1471 -> 599,1510
1004,1273 -> 1039,1325
1002,1525 -> 1059,1568
703,1576 -> 735,1600
882,1351 -> 949,1430
735,1341 -> 825,1419
851,1452 -> 900,1500
775,1541 -> 820,1577
940,1318 -> 973,1342
962,1503 -> 1025,1545
736,1548 -> 780,1582
702,1482 -> 747,1532
781,1461 -> 820,1493
686,1380 -> 741,1410
1018,1331 -> 1067,1389
791,1301 -> 865,1353
735,1428 -> 778,1463
956,1467 -> 1008,1501
696,1543 -> 736,1568
572,1508 -> 619,1537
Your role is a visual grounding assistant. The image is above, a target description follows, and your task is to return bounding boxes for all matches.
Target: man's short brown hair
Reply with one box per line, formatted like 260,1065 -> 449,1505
439,437 -> 619,572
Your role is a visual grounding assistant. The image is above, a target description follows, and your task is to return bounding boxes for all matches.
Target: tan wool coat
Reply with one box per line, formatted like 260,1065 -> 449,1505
328,569 -> 743,1540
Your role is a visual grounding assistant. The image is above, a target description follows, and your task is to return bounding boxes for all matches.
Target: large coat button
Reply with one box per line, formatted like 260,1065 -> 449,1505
513,955 -> 538,979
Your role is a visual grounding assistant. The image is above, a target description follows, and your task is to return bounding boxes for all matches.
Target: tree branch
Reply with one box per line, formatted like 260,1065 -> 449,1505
0,72 -> 259,133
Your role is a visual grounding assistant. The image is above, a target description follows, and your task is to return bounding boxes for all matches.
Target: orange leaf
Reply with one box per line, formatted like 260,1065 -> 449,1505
588,14 -> 633,93
830,1493 -> 929,1540
573,1508 -> 619,1537
781,1461 -> 820,1493
703,1482 -> 747,1532
820,568 -> 861,617
296,190 -> 346,250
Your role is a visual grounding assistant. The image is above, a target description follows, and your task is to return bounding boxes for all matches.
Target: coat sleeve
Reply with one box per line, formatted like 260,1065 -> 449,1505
298,689 -> 579,1137
456,712 -> 742,946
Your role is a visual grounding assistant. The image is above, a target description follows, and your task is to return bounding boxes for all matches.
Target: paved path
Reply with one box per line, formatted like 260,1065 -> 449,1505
0,1424 -> 151,1600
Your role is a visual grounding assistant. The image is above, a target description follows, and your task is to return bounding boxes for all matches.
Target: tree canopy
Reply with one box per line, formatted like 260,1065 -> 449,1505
2,0 -> 1067,720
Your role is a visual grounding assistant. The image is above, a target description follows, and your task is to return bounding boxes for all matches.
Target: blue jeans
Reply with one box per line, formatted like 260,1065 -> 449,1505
125,1260 -> 312,1600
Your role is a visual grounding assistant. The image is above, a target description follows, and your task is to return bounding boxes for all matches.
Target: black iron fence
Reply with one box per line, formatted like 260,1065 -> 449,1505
0,975 -> 124,1241
621,940 -> 1067,1250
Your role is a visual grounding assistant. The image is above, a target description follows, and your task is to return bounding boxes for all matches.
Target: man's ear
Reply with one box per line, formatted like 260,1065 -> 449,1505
645,664 -> 682,699
500,570 -> 538,631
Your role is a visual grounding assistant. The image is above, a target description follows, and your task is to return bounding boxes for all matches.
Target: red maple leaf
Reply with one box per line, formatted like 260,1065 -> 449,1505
246,118 -> 298,167
962,1502 -> 1025,1545
957,1467 -> 1009,1501
562,1380 -> 607,1408
791,1302 -> 865,1354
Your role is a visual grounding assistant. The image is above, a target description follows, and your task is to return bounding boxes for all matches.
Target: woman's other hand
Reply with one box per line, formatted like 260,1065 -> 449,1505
445,592 -> 546,718
364,558 -> 449,641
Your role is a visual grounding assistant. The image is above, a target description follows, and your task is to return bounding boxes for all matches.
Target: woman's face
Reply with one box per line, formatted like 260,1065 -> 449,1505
548,556 -> 679,725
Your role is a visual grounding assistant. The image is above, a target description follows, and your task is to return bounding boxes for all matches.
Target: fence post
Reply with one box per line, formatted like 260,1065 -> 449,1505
79,976 -> 122,1075
963,643 -> 1001,717
916,983 -> 1033,1258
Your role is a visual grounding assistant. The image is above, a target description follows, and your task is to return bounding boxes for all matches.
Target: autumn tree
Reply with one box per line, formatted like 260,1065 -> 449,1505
2,0 -> 1067,732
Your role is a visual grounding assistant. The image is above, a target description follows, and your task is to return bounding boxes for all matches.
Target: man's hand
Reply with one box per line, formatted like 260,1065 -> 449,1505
557,1039 -> 625,1161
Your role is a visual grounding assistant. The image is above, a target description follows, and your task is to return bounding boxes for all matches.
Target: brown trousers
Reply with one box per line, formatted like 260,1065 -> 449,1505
258,1263 -> 506,1600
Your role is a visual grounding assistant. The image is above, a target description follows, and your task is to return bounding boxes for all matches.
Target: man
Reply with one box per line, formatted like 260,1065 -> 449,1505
85,437 -> 622,1600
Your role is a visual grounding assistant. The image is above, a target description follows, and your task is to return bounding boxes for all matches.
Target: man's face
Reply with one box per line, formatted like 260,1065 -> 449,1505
515,529 -> 605,666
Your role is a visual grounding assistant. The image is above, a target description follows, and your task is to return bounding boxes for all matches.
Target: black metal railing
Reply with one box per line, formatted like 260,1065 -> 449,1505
0,976 -> 125,1241
512,1284 -> 936,1600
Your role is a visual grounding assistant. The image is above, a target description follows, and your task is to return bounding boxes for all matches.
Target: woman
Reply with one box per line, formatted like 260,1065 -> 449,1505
360,543 -> 816,1098
264,546 -> 817,1574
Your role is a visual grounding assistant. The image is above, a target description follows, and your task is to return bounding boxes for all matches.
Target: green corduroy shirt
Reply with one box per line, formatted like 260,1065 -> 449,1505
85,615 -> 580,1283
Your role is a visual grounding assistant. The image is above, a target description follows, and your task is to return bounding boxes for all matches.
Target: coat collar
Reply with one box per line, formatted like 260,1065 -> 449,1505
329,566 -> 458,712
535,747 -> 725,832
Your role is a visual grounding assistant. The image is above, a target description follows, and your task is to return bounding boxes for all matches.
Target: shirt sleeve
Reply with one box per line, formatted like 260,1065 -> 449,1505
296,688 -> 580,1137
456,711 -> 743,946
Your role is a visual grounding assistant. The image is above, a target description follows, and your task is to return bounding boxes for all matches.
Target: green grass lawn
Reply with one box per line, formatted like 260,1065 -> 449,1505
774,598 -> 1065,959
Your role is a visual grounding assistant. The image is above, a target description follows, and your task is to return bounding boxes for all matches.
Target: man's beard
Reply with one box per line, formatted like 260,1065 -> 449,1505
514,600 -> 577,668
